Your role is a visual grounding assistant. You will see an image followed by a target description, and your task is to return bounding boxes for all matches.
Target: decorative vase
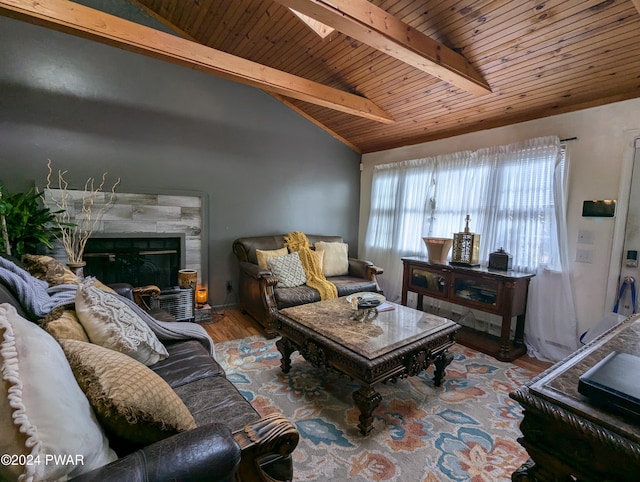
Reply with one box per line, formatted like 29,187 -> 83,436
178,269 -> 197,290
67,261 -> 86,280
423,237 -> 453,265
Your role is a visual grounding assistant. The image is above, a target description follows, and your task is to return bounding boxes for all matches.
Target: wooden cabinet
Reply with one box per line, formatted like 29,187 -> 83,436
401,257 -> 534,361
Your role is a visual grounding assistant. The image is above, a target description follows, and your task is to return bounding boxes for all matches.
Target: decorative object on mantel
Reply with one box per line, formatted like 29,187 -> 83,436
42,160 -> 120,274
489,247 -> 513,271
451,214 -> 481,267
422,237 -> 453,265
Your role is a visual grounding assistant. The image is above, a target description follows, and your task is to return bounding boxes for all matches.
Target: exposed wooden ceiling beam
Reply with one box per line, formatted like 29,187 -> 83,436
0,0 -> 394,124
275,0 -> 492,96
632,0 -> 640,15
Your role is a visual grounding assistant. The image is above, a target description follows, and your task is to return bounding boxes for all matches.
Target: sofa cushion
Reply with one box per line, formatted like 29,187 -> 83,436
267,252 -> 306,288
174,376 -> 260,433
274,285 -> 321,309
315,241 -> 349,277
61,339 -> 197,447
151,339 -> 225,389
330,276 -> 380,297
75,277 -> 169,365
0,304 -> 116,482
256,247 -> 288,270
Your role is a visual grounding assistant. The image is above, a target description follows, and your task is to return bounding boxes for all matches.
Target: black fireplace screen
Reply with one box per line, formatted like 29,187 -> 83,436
83,236 -> 182,289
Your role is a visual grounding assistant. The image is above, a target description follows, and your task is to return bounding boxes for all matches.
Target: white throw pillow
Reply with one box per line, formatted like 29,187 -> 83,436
0,303 -> 116,482
75,277 -> 168,365
267,252 -> 307,288
315,241 -> 349,277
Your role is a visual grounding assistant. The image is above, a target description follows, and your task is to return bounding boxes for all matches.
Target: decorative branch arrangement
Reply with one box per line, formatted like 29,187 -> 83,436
42,160 -> 120,265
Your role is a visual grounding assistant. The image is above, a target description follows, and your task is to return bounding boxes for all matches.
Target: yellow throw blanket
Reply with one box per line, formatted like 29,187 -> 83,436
284,231 -> 337,300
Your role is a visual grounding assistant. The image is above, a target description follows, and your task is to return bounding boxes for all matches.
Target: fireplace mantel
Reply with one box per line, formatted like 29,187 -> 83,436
45,190 -> 207,288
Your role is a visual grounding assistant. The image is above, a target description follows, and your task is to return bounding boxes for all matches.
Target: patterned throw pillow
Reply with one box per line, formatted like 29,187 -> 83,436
60,339 -> 197,446
75,277 -> 168,365
22,254 -> 79,285
315,241 -> 349,277
267,252 -> 307,288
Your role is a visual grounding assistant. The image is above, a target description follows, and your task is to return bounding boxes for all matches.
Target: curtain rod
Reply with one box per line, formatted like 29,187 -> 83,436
560,137 -> 577,142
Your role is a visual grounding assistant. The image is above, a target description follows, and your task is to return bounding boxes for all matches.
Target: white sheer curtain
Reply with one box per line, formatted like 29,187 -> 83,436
363,158 -> 438,302
525,147 -> 579,361
363,136 -> 578,361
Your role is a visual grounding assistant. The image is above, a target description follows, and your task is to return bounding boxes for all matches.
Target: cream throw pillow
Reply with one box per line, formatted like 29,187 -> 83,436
314,249 -> 324,272
256,247 -> 288,269
75,277 -> 168,365
315,241 -> 349,277
0,303 -> 116,482
61,339 -> 197,446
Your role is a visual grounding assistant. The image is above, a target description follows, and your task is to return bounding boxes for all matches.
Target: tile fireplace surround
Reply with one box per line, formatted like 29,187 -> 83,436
43,190 -> 206,287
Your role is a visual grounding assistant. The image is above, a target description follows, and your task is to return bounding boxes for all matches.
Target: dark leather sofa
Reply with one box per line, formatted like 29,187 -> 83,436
232,235 -> 383,338
0,257 -> 298,482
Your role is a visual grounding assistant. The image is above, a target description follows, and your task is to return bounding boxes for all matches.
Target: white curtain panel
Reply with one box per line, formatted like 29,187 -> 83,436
363,136 -> 578,361
525,150 -> 580,361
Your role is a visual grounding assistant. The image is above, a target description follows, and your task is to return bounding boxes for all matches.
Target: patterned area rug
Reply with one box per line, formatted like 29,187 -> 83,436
216,336 -> 537,482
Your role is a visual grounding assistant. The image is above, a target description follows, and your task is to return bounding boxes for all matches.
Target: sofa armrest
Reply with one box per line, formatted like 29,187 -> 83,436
240,261 -> 277,284
348,258 -> 384,280
233,413 -> 299,482
108,283 -> 161,307
72,423 -> 240,482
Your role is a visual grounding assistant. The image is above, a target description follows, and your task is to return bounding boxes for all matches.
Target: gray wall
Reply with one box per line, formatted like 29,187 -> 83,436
0,15 -> 361,306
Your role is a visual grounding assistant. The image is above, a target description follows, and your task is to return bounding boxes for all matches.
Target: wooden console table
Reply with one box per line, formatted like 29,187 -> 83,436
510,314 -> 640,481
401,257 -> 534,361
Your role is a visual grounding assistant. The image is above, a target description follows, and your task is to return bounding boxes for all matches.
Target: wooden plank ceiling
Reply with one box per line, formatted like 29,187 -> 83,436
10,0 -> 640,153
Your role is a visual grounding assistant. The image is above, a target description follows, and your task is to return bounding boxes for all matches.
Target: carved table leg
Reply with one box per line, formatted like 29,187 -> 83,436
433,349 -> 454,387
512,459 -> 539,482
511,457 -> 566,482
353,386 -> 382,435
276,337 -> 295,374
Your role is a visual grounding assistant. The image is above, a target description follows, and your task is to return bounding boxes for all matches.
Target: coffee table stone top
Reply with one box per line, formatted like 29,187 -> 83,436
279,297 -> 457,359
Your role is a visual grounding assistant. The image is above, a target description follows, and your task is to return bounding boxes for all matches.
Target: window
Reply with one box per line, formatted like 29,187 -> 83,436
364,137 -> 565,300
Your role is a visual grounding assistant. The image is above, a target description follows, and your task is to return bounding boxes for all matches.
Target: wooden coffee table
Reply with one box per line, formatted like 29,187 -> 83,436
274,297 -> 460,435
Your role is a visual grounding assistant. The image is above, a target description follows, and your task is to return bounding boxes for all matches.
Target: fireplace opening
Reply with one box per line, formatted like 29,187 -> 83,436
83,235 -> 185,289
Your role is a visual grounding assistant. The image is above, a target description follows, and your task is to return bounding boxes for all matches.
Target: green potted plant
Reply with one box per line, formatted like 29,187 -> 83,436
0,183 -> 61,260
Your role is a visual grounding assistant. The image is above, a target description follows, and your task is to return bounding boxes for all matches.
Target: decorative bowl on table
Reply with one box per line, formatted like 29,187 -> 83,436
346,292 -> 386,322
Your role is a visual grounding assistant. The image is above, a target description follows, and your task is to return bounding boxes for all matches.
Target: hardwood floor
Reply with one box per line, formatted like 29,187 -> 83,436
200,308 -> 265,343
202,309 -> 553,374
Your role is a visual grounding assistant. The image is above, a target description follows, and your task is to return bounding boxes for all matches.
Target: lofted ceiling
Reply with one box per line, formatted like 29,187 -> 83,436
2,0 -> 640,153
